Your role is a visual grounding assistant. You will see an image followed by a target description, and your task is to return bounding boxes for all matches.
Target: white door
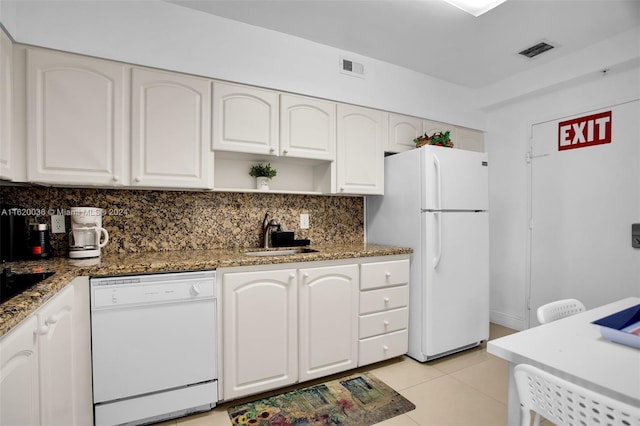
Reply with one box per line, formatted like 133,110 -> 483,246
222,268 -> 297,399
0,316 -> 40,426
420,145 -> 489,211
26,49 -> 127,185
423,211 -> 489,357
38,285 -> 76,426
529,101 -> 640,326
0,28 -> 13,180
212,82 -> 279,155
298,264 -> 358,381
131,67 -> 212,189
388,113 -> 422,153
280,94 -> 336,160
336,104 -> 386,195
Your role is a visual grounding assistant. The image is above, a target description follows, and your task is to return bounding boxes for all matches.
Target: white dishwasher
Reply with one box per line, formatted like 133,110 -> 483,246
90,271 -> 217,426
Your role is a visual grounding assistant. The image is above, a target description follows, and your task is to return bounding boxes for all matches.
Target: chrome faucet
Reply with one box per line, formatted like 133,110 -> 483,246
262,212 -> 281,249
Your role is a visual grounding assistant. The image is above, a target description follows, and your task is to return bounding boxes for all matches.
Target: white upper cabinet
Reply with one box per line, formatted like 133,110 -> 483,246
26,49 -> 127,186
0,29 -> 13,180
388,113 -> 422,153
456,126 -> 485,152
280,94 -> 336,161
212,81 -> 279,155
131,67 -> 212,189
336,104 -> 387,195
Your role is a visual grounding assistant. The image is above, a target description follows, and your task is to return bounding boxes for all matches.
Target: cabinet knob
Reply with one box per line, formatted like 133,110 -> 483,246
289,273 -> 296,280
383,320 -> 390,326
37,325 -> 49,335
112,175 -> 119,182
383,345 -> 389,351
46,314 -> 59,325
385,272 -> 391,278
270,147 -> 276,153
340,187 -> 345,192
283,149 -> 288,155
384,297 -> 390,304
135,176 -> 142,183
190,284 -> 201,296
303,273 -> 309,278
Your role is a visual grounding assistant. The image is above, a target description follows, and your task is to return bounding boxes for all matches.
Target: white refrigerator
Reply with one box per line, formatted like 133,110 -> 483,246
366,145 -> 489,361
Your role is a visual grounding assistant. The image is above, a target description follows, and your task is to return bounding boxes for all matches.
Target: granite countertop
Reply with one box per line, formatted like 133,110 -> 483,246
0,243 -> 411,337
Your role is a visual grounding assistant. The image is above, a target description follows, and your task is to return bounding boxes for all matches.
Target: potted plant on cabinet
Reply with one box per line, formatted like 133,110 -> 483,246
249,163 -> 277,191
413,130 -> 454,148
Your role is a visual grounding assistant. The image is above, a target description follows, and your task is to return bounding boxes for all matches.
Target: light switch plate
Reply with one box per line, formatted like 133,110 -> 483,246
300,213 -> 309,229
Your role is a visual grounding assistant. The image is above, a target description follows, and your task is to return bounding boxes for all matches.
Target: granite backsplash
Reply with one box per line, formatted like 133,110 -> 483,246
1,186 -> 364,257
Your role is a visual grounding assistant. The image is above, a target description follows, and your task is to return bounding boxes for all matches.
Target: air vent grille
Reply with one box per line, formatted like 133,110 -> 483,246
519,42 -> 555,58
340,57 -> 364,78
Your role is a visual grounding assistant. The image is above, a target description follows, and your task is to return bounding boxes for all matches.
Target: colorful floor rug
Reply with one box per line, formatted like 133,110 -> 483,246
227,372 -> 415,426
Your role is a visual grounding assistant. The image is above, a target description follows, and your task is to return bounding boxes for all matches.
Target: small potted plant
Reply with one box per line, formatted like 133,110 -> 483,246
413,130 -> 454,148
249,163 -> 277,190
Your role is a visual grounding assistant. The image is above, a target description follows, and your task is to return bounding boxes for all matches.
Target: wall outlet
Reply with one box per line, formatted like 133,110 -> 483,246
300,213 -> 309,230
51,215 -> 66,234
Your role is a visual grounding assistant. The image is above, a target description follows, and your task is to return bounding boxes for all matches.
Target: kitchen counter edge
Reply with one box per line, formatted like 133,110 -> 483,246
0,243 -> 412,337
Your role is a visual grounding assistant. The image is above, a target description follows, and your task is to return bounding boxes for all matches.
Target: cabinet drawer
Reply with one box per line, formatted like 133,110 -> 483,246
359,285 -> 408,314
359,307 -> 408,339
358,330 -> 408,366
360,259 -> 409,290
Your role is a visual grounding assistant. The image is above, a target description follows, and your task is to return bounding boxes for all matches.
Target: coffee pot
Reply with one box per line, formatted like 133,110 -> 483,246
68,207 -> 109,258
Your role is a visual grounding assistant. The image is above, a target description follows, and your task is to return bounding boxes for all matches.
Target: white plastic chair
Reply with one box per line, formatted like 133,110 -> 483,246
536,298 -> 586,324
514,364 -> 640,426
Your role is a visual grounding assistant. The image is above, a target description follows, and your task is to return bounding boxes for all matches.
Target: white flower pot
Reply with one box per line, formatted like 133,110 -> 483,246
256,177 -> 270,191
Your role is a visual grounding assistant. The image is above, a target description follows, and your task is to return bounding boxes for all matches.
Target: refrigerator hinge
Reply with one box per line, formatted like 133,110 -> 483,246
525,151 -> 532,164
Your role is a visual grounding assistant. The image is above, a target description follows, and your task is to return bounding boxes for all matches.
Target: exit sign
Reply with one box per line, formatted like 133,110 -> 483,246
558,111 -> 612,151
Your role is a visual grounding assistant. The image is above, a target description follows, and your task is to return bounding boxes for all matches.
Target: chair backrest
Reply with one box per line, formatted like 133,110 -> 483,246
514,364 -> 640,426
536,298 -> 586,324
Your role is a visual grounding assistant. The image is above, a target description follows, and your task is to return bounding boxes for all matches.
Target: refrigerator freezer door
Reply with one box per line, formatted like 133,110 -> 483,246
422,211 -> 489,358
420,146 -> 488,211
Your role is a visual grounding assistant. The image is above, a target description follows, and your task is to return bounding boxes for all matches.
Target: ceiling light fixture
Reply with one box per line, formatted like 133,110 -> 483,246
442,0 -> 508,17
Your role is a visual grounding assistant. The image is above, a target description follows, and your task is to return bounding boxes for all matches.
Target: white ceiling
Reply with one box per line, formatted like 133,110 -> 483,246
166,0 -> 640,89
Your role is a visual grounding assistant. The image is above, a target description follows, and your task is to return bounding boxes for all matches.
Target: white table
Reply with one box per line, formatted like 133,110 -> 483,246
488,297 -> 640,425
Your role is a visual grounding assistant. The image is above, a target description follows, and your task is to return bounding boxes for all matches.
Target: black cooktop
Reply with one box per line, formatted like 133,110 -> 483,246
0,269 -> 55,303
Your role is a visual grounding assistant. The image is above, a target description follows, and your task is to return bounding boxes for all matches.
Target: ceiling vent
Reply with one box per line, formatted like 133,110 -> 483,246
340,57 -> 364,78
518,41 -> 555,59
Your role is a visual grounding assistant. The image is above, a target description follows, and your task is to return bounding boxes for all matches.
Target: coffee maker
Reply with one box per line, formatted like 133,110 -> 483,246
69,207 -> 109,259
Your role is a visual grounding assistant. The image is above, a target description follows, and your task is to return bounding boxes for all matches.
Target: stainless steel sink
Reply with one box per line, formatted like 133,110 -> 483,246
243,248 -> 318,257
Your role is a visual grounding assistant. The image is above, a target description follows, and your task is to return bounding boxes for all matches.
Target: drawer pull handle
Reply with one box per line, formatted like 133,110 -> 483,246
384,297 -> 390,304
385,272 -> 391,278
383,345 -> 389,351
383,320 -> 390,326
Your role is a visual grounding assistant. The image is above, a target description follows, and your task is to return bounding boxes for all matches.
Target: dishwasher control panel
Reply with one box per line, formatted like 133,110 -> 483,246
91,271 -> 216,309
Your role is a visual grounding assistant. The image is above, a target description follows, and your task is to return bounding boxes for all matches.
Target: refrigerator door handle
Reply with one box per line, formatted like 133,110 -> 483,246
433,211 -> 442,269
434,154 -> 442,210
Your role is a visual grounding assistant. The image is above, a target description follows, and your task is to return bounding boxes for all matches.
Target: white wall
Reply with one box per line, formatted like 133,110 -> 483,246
486,65 -> 640,331
0,0 -> 484,129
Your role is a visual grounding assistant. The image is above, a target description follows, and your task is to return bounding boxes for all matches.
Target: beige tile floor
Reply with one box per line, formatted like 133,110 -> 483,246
159,323 -> 551,426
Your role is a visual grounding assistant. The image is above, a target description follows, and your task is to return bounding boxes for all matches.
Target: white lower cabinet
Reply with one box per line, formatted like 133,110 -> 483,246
299,264 -> 358,381
0,315 -> 40,426
220,256 -> 409,401
358,259 -> 410,366
0,278 -> 93,426
222,268 -> 298,400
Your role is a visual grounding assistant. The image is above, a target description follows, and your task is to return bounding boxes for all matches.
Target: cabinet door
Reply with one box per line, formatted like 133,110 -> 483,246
299,264 -> 359,381
212,82 -> 279,155
336,104 -> 386,195
0,316 -> 40,426
0,29 -> 13,180
222,268 -> 297,399
280,94 -> 336,160
456,127 -> 485,152
37,285 -> 76,426
388,113 -> 422,153
131,68 -> 212,188
26,49 -> 127,186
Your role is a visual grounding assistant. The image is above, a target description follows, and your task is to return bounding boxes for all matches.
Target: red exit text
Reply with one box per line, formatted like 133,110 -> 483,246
558,111 -> 612,151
